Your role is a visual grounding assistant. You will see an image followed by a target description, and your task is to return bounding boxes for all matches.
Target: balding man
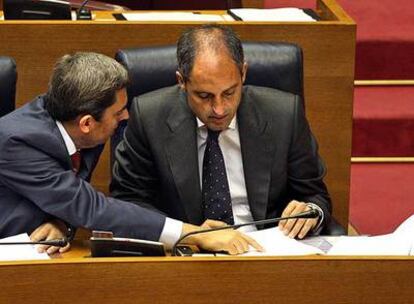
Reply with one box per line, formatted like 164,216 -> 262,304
111,25 -> 332,245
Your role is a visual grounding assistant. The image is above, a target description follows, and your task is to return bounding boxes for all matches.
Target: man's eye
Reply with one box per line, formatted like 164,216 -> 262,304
198,93 -> 210,99
224,91 -> 234,97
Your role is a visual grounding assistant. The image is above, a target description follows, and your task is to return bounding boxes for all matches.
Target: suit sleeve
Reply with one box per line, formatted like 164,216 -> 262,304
287,96 -> 332,224
0,136 -> 166,241
111,98 -> 164,213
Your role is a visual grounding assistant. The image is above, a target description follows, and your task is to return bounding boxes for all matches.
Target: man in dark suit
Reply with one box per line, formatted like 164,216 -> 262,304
0,52 -> 261,255
111,25 -> 332,239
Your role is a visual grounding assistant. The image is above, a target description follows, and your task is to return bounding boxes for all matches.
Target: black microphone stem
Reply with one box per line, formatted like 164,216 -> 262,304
172,209 -> 319,256
0,239 -> 68,247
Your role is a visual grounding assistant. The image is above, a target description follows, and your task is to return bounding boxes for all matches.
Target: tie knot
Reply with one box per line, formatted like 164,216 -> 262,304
207,129 -> 221,142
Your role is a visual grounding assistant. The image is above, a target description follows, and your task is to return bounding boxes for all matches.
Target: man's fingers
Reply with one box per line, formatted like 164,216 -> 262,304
280,201 -> 310,234
298,219 -> 317,239
242,234 -> 264,252
231,239 -> 245,255
279,200 -> 300,229
36,244 -> 48,253
46,246 -> 61,255
59,243 -> 71,253
202,219 -> 228,229
288,218 -> 306,238
30,226 -> 48,242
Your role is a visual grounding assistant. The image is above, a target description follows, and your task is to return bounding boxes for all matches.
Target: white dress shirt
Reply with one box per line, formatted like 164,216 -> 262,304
55,121 -> 183,248
196,117 -> 324,233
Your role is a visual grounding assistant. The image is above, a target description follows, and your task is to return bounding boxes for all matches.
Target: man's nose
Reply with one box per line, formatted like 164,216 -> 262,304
212,98 -> 225,116
120,109 -> 129,121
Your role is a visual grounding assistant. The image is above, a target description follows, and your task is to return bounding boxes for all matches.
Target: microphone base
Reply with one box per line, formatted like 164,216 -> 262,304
77,8 -> 92,20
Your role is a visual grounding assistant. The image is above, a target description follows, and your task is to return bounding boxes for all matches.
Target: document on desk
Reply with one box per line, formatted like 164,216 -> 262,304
241,214 -> 414,256
241,227 -> 325,256
0,233 -> 50,261
120,12 -> 234,22
228,8 -> 317,22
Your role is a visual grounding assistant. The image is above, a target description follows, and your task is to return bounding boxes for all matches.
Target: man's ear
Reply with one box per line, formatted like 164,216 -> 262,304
78,114 -> 95,134
176,71 -> 186,90
241,62 -> 248,83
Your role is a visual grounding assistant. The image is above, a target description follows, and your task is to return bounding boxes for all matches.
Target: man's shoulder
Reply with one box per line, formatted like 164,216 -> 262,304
243,85 -> 297,101
137,85 -> 181,105
131,85 -> 183,117
0,96 -> 57,146
242,85 -> 300,114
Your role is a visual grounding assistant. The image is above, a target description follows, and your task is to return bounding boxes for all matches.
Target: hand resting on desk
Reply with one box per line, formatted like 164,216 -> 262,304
30,219 -> 71,254
182,220 -> 263,255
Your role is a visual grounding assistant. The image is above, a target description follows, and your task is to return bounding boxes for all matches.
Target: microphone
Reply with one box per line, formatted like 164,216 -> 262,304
172,209 -> 319,256
0,238 -> 68,247
77,0 -> 91,20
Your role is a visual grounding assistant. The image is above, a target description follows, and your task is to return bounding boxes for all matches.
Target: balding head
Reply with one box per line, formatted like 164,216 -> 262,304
176,24 -> 244,82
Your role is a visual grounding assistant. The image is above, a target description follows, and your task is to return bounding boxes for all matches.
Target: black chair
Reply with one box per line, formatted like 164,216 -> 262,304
0,56 -> 17,118
113,43 -> 346,235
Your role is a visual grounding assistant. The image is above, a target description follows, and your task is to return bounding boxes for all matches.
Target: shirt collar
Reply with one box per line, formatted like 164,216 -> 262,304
56,120 -> 77,156
196,115 -> 237,131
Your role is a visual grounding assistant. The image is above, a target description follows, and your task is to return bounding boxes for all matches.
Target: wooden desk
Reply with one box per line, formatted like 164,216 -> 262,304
0,0 -> 355,228
1,241 -> 414,304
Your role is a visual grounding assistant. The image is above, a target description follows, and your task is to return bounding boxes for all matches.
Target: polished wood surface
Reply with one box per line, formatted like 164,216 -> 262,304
0,0 -> 355,229
1,242 -> 414,304
242,0 -> 263,8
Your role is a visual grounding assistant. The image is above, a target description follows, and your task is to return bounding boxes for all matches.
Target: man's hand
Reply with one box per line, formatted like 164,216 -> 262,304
30,220 -> 71,254
182,221 -> 263,255
278,200 -> 319,239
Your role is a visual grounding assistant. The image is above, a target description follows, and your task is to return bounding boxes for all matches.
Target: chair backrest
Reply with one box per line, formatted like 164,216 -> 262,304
0,56 -> 17,118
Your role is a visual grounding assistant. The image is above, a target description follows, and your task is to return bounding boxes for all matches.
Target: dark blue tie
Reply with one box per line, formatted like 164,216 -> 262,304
202,129 -> 234,224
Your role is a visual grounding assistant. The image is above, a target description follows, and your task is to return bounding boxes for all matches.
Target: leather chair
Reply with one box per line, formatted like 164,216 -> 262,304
113,43 -> 346,235
0,56 -> 17,118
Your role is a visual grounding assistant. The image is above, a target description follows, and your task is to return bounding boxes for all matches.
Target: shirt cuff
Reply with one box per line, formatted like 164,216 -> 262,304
158,217 -> 183,249
306,202 -> 324,235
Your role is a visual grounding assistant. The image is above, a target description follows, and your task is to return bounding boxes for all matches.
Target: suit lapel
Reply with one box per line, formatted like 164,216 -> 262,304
78,145 -> 103,180
238,88 -> 274,221
165,91 -> 203,224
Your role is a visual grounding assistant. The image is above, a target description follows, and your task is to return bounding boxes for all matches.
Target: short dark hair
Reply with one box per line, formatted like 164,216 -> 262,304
177,24 -> 244,82
45,52 -> 128,122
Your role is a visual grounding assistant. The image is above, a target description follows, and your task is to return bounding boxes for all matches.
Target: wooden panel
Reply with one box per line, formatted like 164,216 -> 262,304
0,0 -> 355,228
1,254 -> 414,303
242,0 -> 263,8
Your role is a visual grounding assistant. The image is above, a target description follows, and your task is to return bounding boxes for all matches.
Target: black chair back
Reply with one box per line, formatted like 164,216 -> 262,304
0,56 -> 17,118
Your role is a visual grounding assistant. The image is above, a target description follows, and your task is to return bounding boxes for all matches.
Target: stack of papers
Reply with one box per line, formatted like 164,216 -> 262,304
0,233 -> 50,261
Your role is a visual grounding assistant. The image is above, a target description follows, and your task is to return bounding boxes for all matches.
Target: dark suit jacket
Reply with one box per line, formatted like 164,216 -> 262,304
0,95 -> 165,240
111,85 -> 332,228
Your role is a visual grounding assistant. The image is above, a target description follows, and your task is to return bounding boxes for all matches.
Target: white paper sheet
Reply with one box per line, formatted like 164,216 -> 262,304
229,8 -> 317,22
121,12 -> 232,22
0,233 -> 50,261
326,234 -> 412,256
238,214 -> 414,256
241,227 -> 324,256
